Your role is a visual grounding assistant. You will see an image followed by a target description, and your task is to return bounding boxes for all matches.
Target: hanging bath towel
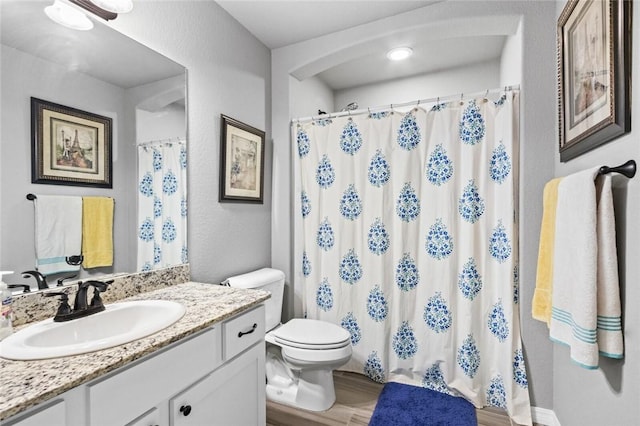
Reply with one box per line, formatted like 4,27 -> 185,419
33,195 -> 82,275
532,177 -> 562,326
82,196 -> 114,268
550,169 -> 623,369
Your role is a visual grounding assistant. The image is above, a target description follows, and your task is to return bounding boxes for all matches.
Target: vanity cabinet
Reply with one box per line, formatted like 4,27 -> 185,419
4,305 -> 265,426
171,343 -> 264,426
8,400 -> 66,426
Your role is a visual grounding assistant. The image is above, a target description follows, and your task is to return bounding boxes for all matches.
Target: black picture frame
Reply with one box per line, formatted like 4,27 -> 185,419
31,97 -> 113,188
219,114 -> 265,203
557,0 -> 632,162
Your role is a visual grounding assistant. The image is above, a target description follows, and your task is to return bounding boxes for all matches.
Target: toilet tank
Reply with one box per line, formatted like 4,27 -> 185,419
225,268 -> 285,331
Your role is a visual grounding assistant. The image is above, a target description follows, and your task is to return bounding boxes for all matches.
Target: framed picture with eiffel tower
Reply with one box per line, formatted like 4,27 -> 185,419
31,97 -> 112,188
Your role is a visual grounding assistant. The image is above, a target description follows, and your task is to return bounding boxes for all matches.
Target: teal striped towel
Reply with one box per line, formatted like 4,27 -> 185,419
549,170 -> 623,369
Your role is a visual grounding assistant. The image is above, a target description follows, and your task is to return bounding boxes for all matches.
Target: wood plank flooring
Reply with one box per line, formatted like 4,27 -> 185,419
267,371 -> 536,426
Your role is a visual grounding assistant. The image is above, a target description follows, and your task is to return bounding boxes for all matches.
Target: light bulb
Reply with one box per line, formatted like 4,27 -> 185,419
386,47 -> 413,61
44,0 -> 93,31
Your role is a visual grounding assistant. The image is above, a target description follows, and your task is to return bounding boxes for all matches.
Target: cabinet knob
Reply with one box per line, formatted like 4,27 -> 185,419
180,404 -> 192,416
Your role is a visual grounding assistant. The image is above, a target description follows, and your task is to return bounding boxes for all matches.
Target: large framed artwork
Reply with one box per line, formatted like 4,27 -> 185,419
219,114 -> 265,203
557,0 -> 631,162
31,97 -> 113,188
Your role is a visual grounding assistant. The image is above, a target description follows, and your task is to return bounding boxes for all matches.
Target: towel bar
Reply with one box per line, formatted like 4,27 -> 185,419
26,193 -> 115,203
598,160 -> 636,178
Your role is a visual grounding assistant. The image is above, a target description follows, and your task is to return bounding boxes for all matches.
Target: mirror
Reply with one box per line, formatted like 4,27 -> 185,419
0,1 -> 187,289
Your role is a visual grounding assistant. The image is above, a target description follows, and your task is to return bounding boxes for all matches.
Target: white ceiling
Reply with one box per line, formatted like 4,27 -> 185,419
215,1 -> 438,49
216,0 -> 507,91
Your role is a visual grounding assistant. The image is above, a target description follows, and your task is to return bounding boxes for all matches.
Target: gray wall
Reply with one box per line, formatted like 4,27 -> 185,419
334,59 -> 501,112
551,2 -> 640,425
110,2 -> 272,284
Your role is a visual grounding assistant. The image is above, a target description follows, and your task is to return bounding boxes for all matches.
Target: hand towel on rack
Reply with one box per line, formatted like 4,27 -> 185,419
532,177 -> 563,326
594,175 -> 623,359
33,195 -> 82,275
82,196 -> 114,268
549,169 -> 623,369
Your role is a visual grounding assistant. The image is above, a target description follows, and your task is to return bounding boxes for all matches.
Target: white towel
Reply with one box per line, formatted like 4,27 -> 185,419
595,175 -> 623,359
550,169 -> 623,369
34,195 -> 83,275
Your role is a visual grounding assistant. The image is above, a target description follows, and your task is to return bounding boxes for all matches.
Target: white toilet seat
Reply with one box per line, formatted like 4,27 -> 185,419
266,318 -> 352,363
281,344 -> 352,366
269,318 -> 351,348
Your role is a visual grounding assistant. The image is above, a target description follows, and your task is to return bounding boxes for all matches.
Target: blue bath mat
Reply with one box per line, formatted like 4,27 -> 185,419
369,382 -> 477,426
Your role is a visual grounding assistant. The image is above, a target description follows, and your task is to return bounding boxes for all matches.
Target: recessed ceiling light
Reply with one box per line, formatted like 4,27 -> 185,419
89,0 -> 133,14
386,47 -> 413,61
44,0 -> 93,31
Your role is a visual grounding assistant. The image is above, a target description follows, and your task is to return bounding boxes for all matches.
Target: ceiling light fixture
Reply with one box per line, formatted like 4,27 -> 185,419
44,0 -> 132,30
88,0 -> 133,14
386,47 -> 413,61
44,0 -> 94,31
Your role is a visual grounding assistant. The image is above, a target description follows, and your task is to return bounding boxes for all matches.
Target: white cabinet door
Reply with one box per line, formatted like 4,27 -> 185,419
4,399 -> 66,426
170,342 -> 265,426
126,407 -> 163,426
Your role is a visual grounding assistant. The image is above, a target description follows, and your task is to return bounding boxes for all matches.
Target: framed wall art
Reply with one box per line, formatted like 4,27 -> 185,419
557,0 -> 631,162
31,97 -> 113,188
219,114 -> 265,203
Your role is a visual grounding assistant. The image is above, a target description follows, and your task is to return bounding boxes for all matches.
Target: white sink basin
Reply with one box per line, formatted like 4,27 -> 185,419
0,300 -> 185,361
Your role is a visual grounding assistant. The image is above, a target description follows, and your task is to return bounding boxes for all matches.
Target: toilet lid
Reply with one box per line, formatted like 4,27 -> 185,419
270,319 -> 351,349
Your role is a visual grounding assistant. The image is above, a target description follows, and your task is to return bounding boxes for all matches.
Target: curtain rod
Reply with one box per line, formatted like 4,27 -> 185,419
136,137 -> 185,147
291,85 -> 520,125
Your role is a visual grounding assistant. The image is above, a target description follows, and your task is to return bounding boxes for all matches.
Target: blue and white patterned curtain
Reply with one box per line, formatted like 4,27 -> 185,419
137,141 -> 188,271
294,90 -> 531,424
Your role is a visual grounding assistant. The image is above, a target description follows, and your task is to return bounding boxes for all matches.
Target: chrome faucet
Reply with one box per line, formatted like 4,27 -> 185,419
22,270 -> 49,290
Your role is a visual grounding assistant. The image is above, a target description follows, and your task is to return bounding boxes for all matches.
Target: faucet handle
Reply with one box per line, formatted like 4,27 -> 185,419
57,274 -> 77,287
80,279 -> 113,292
43,291 -> 72,320
8,284 -> 31,293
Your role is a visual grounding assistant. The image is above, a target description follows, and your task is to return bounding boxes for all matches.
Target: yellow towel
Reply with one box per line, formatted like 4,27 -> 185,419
532,178 -> 562,326
82,197 -> 114,268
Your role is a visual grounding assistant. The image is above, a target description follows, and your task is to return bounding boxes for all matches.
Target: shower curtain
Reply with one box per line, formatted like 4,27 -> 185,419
137,140 -> 188,271
293,90 -> 531,424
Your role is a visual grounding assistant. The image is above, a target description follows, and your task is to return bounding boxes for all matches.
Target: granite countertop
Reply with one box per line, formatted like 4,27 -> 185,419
0,282 -> 270,421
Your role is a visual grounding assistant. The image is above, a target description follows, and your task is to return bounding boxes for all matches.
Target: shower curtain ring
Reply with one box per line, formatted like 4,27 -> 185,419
460,93 -> 464,105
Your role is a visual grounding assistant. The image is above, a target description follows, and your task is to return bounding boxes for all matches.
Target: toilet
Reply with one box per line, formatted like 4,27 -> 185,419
225,268 -> 352,412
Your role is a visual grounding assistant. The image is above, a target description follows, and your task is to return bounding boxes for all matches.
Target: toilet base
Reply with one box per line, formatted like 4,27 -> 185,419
266,368 -> 337,412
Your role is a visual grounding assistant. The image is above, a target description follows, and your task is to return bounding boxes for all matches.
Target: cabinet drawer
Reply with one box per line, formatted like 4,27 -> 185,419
88,326 -> 221,426
223,305 -> 265,360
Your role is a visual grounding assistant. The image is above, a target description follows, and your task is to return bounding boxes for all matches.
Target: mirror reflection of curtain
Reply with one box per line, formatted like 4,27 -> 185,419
137,140 -> 187,271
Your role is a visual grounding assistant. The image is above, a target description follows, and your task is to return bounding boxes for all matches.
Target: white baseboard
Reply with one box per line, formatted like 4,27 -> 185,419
532,406 -> 561,426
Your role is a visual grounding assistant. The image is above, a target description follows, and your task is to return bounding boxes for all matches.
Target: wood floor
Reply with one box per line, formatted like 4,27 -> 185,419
266,371 -> 535,426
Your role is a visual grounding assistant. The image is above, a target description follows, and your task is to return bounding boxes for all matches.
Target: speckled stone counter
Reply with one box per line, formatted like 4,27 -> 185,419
0,282 -> 270,421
